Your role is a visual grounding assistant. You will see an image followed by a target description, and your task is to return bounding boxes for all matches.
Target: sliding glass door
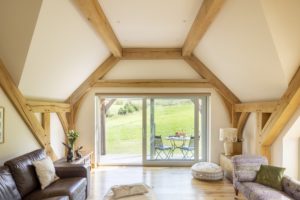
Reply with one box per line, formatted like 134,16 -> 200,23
96,95 -> 208,166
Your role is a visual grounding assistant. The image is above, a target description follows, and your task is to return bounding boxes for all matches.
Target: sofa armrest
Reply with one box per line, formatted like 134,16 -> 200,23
55,164 -> 89,179
55,164 -> 91,197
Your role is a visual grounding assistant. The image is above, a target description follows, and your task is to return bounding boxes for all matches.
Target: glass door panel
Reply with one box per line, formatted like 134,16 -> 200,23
146,98 -> 196,161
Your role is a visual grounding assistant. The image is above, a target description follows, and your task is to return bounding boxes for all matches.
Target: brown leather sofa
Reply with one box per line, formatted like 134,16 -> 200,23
0,149 -> 90,200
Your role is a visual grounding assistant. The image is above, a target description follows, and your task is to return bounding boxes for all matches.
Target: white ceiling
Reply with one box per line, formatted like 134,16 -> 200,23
1,0 -> 299,102
194,0 -> 288,101
99,0 -> 202,48
103,60 -> 202,80
18,0 -> 110,101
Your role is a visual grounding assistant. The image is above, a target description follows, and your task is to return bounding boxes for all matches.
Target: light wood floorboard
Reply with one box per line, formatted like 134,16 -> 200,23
88,166 -> 245,200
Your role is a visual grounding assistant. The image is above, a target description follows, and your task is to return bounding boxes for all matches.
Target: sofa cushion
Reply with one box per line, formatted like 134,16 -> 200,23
24,177 -> 86,200
255,165 -> 285,190
282,176 -> 300,200
5,149 -> 46,197
33,156 -> 59,189
238,182 -> 292,200
0,166 -> 21,200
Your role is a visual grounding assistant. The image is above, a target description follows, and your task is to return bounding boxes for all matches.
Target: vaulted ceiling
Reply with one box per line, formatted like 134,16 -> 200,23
0,0 -> 299,102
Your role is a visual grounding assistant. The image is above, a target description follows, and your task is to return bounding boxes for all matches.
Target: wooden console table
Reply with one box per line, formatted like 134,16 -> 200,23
220,153 -> 234,182
55,151 -> 93,168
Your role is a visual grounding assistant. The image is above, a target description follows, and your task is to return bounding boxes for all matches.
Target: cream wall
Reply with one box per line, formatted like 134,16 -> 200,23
50,113 -> 66,159
0,88 -> 65,164
0,87 -> 40,165
242,113 -> 257,155
76,87 -> 231,164
271,108 -> 300,179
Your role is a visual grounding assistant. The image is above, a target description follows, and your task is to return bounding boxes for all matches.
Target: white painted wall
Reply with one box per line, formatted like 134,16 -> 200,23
242,113 -> 257,155
103,60 -> 202,80
0,87 -> 40,165
0,0 -> 42,85
50,113 -> 66,159
271,108 -> 300,179
76,87 -> 230,164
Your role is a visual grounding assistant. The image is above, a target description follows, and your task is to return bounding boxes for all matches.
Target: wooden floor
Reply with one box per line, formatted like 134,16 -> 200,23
87,166 -> 245,200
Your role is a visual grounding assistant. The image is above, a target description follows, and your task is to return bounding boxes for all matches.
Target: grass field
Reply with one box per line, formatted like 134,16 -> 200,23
106,99 -> 195,155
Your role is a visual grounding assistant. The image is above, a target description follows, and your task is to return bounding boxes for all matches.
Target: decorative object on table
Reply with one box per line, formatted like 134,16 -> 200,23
75,146 -> 83,160
191,162 -> 223,181
219,128 -> 238,156
62,142 -> 73,162
63,130 -> 80,162
0,107 -> 4,144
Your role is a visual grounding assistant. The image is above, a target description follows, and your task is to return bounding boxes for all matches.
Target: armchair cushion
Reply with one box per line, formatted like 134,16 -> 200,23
255,165 -> 285,191
235,170 -> 257,182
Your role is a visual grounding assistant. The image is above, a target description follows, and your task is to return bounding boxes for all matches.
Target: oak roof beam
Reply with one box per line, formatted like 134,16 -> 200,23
234,101 -> 278,113
122,48 -> 183,60
184,55 -> 240,105
94,79 -> 211,88
182,0 -> 225,56
74,0 -> 122,57
27,101 -> 71,113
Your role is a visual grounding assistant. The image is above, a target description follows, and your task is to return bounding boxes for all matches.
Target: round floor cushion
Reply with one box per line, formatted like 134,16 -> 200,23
191,162 -> 223,181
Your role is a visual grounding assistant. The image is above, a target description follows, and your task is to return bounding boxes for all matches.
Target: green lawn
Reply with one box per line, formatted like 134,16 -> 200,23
106,100 -> 195,154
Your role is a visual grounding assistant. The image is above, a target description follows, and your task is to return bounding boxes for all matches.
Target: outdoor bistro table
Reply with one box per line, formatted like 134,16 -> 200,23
166,136 -> 190,157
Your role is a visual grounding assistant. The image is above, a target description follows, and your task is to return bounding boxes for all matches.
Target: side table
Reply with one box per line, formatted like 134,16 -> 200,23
220,153 -> 234,182
55,151 -> 93,168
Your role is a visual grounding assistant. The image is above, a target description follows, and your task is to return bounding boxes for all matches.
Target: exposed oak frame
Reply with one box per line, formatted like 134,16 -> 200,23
27,100 -> 71,113
70,0 -> 240,132
5,0 -> 295,163
0,60 -> 57,159
71,0 -> 300,164
234,101 -> 278,113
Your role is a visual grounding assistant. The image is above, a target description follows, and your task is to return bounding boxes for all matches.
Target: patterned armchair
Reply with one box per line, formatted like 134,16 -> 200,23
232,155 -> 300,200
